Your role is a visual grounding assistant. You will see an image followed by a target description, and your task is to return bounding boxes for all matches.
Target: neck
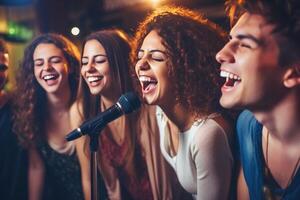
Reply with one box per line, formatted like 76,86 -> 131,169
160,103 -> 197,132
100,93 -> 119,110
46,89 -> 71,114
253,91 -> 300,144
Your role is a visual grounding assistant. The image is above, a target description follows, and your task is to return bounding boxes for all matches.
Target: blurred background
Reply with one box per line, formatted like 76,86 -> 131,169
0,0 -> 228,90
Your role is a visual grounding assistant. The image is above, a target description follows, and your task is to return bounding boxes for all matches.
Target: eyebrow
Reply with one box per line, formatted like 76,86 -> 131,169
230,34 -> 264,46
82,54 -> 107,59
138,49 -> 166,54
33,56 -> 63,62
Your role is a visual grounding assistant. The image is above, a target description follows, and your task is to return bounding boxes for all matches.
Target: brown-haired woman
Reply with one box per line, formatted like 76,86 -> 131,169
73,29 -> 191,200
13,33 -> 85,200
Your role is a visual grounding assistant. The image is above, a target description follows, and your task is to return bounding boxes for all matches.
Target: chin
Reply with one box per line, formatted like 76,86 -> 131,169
90,89 -> 101,96
220,97 -> 236,109
45,88 -> 59,94
143,96 -> 158,106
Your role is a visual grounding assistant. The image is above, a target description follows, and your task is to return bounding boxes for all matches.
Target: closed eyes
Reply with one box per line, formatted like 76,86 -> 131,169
81,55 -> 107,66
137,50 -> 167,62
34,56 -> 63,67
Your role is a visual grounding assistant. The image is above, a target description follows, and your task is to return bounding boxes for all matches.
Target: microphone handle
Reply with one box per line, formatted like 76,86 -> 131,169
86,103 -> 124,134
66,103 -> 124,141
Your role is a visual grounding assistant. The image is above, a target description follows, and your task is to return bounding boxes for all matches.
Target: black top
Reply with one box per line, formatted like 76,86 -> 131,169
38,140 -> 107,200
38,141 -> 84,200
0,102 -> 28,200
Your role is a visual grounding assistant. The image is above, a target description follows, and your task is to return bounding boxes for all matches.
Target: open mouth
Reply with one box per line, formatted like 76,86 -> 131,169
220,70 -> 241,88
42,74 -> 59,81
87,75 -> 103,83
139,75 -> 158,93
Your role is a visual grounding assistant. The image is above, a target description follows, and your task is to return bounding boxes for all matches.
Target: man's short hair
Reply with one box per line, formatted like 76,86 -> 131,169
226,0 -> 300,67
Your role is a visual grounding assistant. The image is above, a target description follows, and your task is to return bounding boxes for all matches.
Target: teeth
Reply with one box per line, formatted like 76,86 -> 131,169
43,75 -> 55,80
87,76 -> 102,82
220,70 -> 241,81
220,71 -> 229,78
139,76 -> 152,82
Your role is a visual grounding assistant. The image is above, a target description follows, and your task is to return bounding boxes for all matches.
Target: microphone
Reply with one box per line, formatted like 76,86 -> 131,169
66,92 -> 141,141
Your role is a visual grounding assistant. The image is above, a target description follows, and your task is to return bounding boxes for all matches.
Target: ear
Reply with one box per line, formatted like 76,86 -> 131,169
283,65 -> 300,88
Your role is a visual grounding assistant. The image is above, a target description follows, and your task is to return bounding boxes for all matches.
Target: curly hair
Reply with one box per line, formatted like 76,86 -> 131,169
13,33 -> 81,148
131,6 -> 226,115
226,0 -> 300,67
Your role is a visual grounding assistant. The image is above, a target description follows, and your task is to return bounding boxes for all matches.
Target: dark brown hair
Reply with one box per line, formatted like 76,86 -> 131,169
78,29 -> 138,169
226,0 -> 300,67
13,33 -> 80,147
79,29 -> 133,119
132,6 -> 226,115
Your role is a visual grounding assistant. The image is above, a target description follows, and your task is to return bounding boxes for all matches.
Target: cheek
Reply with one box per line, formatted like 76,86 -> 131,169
99,64 -> 111,77
156,64 -> 169,81
58,63 -> 69,75
33,68 -> 40,79
80,66 -> 86,76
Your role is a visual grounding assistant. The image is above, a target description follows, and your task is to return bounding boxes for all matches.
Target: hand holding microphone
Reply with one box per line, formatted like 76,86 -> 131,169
66,92 -> 141,141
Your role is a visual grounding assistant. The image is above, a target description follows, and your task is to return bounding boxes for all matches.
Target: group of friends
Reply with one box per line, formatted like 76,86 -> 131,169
0,0 -> 299,200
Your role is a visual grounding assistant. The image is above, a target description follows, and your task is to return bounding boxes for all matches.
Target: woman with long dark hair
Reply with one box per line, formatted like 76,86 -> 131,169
75,29 -> 191,200
13,33 -> 84,200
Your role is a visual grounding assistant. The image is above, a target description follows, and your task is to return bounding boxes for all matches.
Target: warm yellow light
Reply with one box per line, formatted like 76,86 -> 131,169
71,27 -> 80,36
150,0 -> 161,6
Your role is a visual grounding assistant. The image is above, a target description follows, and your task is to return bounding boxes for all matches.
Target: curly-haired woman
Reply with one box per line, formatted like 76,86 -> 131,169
13,33 -> 86,200
133,6 -> 234,200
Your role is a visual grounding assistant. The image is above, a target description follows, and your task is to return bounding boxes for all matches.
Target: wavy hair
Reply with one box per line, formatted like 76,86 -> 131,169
131,6 -> 226,115
226,0 -> 300,67
13,33 -> 80,147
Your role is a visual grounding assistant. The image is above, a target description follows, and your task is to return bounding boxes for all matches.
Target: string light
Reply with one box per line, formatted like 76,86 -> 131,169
71,27 -> 80,36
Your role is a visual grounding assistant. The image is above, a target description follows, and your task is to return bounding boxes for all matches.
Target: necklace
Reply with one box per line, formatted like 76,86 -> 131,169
264,131 -> 300,199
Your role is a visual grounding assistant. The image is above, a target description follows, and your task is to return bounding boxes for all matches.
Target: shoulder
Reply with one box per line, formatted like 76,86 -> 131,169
194,118 -> 227,142
236,110 -> 262,145
237,110 -> 259,132
190,118 -> 233,171
191,119 -> 231,155
69,100 -> 84,129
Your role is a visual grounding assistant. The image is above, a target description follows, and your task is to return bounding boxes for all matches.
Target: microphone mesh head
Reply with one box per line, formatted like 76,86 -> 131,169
118,92 -> 141,114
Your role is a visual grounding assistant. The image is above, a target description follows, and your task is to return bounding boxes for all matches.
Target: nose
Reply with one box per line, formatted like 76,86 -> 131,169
136,56 -> 150,72
216,43 -> 235,64
43,61 -> 53,71
83,60 -> 96,72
